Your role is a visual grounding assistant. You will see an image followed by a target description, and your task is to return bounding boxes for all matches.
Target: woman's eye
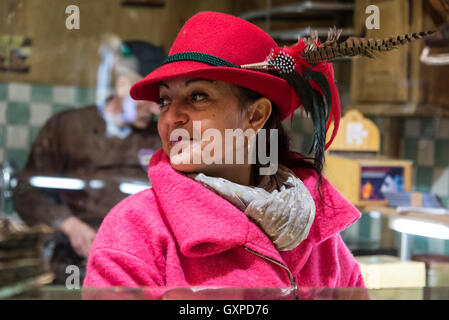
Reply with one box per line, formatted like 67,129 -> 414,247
158,97 -> 170,109
191,92 -> 208,103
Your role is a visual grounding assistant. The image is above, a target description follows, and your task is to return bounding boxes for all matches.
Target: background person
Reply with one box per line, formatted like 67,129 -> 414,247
13,38 -> 166,284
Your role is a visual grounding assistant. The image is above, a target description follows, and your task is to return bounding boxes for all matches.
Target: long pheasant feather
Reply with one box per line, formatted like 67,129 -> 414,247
304,29 -> 436,64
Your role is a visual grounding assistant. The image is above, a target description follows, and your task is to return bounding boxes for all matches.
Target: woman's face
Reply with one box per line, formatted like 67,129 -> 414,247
157,77 -> 252,174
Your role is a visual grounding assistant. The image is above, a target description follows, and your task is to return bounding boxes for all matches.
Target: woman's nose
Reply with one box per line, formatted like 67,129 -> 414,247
162,100 -> 188,127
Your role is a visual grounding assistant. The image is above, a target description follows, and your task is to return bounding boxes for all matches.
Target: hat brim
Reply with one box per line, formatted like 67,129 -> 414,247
130,60 -> 294,120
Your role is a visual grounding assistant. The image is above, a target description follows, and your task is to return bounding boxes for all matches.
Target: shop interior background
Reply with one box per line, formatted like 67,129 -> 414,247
1,0 -> 449,294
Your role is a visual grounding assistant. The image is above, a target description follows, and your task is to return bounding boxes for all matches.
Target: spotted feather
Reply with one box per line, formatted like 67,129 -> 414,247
304,29 -> 436,64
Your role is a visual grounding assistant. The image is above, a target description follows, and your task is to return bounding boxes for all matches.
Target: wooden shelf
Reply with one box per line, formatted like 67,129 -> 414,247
269,27 -> 353,42
239,1 -> 354,20
121,0 -> 165,7
347,103 -> 449,118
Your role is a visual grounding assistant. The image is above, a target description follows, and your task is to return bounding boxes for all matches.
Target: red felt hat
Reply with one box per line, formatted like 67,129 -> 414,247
131,12 -> 433,166
130,11 -> 296,121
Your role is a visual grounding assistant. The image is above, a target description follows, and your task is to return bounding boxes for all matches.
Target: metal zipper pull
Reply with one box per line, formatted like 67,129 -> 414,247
243,246 -> 298,299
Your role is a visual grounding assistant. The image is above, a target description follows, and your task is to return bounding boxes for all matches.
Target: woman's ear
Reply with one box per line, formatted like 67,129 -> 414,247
246,97 -> 272,132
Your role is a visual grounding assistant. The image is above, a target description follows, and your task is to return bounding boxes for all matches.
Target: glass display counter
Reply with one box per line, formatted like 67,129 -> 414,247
4,286 -> 449,300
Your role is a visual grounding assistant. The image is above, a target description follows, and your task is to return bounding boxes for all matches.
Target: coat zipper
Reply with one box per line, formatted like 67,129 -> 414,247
243,246 -> 298,300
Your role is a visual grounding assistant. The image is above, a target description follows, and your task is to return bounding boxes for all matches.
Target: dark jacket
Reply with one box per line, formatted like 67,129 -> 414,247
13,105 -> 161,230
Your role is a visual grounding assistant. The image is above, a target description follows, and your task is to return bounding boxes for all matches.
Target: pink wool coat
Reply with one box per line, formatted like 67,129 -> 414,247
84,149 -> 365,293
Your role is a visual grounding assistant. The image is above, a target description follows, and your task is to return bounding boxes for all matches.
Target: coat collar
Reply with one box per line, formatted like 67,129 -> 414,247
290,154 -> 361,245
149,149 -> 251,258
148,149 -> 360,260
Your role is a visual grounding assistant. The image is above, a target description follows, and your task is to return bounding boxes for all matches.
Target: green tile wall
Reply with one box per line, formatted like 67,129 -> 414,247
403,138 -> 419,161
6,102 -> 30,125
416,167 -> 434,193
0,83 -> 7,100
0,82 -> 96,214
31,85 -> 53,103
435,139 -> 449,167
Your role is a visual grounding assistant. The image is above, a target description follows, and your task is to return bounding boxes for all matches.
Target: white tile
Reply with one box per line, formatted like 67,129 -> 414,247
369,212 -> 382,243
52,86 -> 76,105
435,118 -> 449,139
404,119 -> 420,138
417,139 -> 435,166
30,103 -> 52,126
431,167 -> 449,198
8,83 -> 31,102
6,125 -> 29,148
0,101 -> 6,124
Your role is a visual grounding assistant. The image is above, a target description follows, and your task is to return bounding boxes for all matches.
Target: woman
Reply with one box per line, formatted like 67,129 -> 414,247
83,11 -> 366,294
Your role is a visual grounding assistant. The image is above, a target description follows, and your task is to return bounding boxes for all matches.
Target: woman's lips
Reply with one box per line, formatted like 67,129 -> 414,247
169,139 -> 193,148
